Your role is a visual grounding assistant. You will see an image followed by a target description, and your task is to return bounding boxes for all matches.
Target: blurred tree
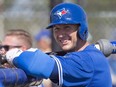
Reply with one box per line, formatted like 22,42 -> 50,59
49,0 -> 63,52
49,0 -> 63,9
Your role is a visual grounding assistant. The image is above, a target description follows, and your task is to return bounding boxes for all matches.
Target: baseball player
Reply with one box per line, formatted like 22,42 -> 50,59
3,3 -> 112,87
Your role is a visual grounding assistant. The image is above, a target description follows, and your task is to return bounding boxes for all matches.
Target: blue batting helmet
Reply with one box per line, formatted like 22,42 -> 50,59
47,3 -> 88,40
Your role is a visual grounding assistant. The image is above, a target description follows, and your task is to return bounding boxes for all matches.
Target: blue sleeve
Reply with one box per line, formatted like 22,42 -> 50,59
50,52 -> 94,86
13,49 -> 55,79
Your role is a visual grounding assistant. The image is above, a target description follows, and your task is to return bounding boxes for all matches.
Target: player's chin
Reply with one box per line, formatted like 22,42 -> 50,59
61,45 -> 73,52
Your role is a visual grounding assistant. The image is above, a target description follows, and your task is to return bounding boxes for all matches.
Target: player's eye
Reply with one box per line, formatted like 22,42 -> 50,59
53,27 -> 59,32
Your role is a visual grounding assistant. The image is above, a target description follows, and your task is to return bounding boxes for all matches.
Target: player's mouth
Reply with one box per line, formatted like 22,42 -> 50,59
57,35 -> 71,46
59,39 -> 71,46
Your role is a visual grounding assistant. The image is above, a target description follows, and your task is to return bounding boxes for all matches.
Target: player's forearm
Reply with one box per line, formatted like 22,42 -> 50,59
13,49 -> 55,79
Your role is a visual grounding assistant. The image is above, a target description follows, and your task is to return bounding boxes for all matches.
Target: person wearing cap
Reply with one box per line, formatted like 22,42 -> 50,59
34,29 -> 52,53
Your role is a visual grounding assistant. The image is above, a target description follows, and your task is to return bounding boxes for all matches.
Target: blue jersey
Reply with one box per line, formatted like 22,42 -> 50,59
13,45 -> 112,87
50,45 -> 112,87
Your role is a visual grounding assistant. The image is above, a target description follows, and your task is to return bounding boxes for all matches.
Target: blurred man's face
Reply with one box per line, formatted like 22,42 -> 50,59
2,36 -> 22,52
53,24 -> 79,52
0,36 -> 22,68
3,36 -> 20,46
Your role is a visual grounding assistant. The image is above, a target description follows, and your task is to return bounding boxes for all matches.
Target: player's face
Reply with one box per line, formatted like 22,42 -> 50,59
53,24 -> 79,52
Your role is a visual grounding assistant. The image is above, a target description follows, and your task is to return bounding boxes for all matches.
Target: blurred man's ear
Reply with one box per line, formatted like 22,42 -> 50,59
20,46 -> 27,51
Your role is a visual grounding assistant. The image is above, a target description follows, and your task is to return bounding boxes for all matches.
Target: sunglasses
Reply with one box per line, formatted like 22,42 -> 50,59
0,45 -> 22,51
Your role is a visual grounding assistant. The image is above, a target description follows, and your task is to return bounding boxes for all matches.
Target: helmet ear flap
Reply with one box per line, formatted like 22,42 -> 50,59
77,23 -> 88,40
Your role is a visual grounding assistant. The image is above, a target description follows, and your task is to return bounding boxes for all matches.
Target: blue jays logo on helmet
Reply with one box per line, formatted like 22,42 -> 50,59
54,8 -> 69,19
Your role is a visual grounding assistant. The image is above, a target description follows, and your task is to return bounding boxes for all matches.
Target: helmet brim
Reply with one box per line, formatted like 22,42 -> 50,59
46,21 -> 80,29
